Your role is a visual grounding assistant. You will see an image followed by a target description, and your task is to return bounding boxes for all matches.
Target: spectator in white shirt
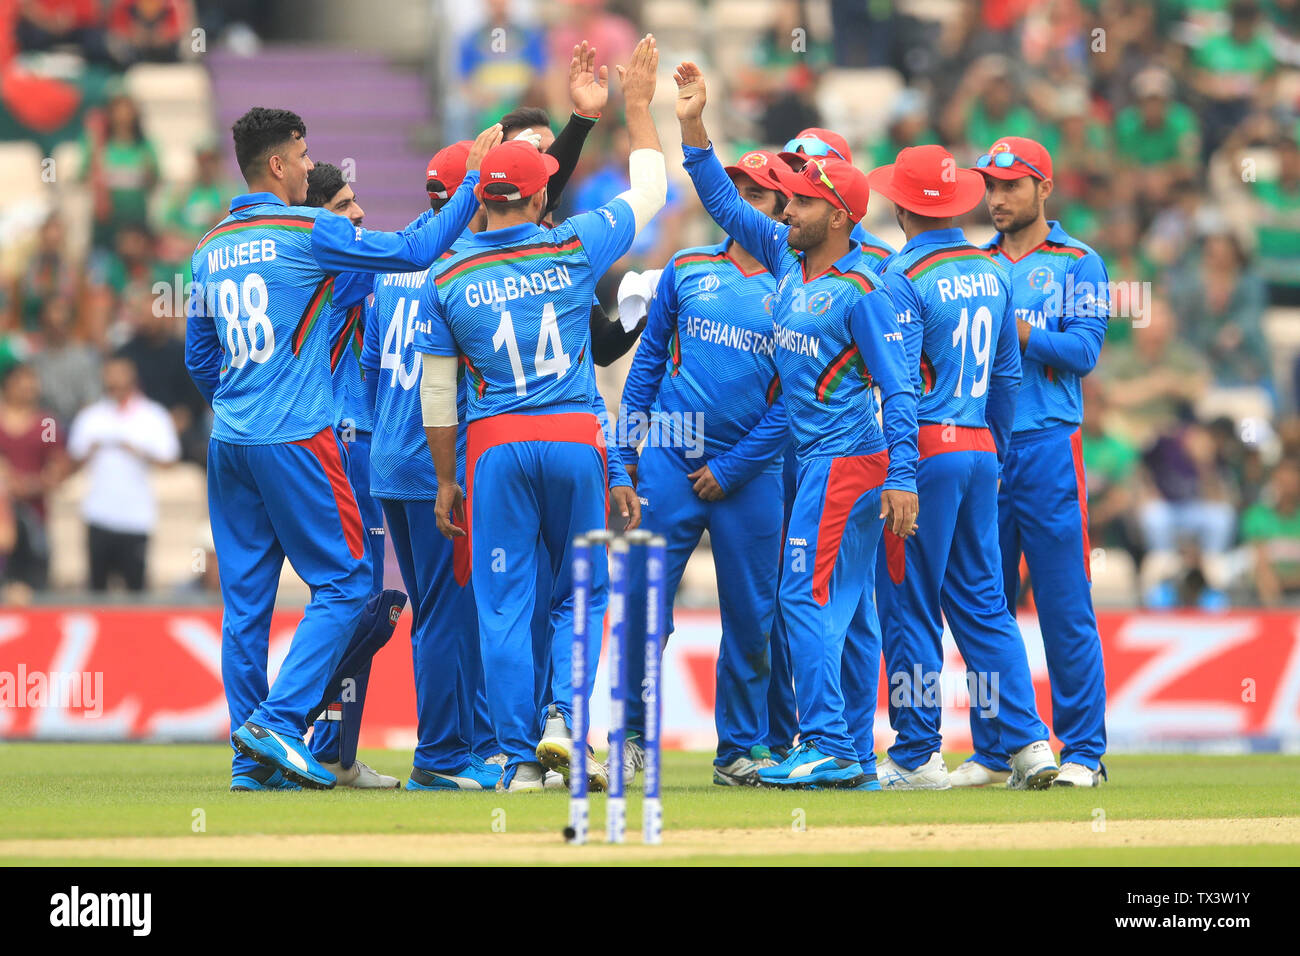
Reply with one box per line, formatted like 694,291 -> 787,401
67,357 -> 179,591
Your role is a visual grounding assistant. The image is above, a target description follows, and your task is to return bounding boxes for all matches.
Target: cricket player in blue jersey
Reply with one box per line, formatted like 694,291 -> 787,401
769,128 -> 896,757
960,136 -> 1110,788
618,148 -> 792,786
297,161 -> 401,789
416,36 -> 666,792
353,138 -> 502,792
184,107 -> 500,789
866,144 -> 1058,790
676,61 -> 919,789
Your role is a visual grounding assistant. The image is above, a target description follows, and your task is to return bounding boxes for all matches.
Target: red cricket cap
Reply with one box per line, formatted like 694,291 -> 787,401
867,144 -> 985,217
426,141 -> 473,198
778,127 -> 854,168
972,136 -> 1053,181
768,156 -> 869,222
479,140 -> 560,202
724,150 -> 792,198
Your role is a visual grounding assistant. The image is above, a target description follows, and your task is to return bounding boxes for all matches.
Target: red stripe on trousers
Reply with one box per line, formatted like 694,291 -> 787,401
465,412 -> 608,569
1069,427 -> 1092,582
884,528 -> 906,584
811,451 -> 889,605
292,427 -> 365,560
917,423 -> 995,458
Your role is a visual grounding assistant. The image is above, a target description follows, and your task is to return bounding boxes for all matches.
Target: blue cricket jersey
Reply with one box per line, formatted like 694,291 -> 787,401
363,232 -> 474,501
884,228 -> 1021,457
682,142 -> 917,492
981,221 -> 1109,433
619,240 -> 787,494
185,175 -> 480,445
413,199 -> 640,487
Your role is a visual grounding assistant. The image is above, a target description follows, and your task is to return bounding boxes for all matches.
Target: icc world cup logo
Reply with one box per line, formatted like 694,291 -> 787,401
698,273 -> 721,293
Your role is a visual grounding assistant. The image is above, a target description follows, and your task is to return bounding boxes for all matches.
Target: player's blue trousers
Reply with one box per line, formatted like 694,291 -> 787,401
876,426 -> 1048,770
766,446 -> 800,751
310,428 -> 386,763
970,423 -> 1107,770
467,413 -> 609,774
209,428 -> 371,777
780,451 -> 889,765
623,443 -> 783,765
381,496 -> 493,771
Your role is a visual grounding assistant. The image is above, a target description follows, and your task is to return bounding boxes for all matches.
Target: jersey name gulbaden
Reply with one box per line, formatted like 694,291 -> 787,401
415,201 -> 636,423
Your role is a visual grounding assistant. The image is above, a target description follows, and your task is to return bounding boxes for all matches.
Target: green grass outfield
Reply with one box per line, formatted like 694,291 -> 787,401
2,744 -> 1298,865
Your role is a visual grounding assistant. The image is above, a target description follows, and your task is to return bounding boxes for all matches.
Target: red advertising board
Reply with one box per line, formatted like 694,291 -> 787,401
1,608 -> 1297,751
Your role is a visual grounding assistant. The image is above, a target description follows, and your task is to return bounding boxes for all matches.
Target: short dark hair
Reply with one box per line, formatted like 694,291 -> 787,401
500,106 -> 551,140
482,181 -> 535,213
231,107 -> 307,182
306,162 -> 347,208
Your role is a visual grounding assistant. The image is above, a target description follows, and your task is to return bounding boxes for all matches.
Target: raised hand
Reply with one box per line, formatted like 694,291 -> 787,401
569,40 -> 608,116
466,123 -> 503,172
616,34 -> 659,110
673,61 -> 707,121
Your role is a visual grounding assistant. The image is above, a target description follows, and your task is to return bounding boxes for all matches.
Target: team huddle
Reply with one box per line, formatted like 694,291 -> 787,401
185,34 -> 1109,796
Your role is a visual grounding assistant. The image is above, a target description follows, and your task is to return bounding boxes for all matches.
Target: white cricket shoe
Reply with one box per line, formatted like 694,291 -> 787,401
1053,761 -> 1107,788
948,759 -> 1011,788
535,704 -> 608,792
484,752 -> 508,767
501,761 -> 546,792
320,759 -> 400,789
877,752 -> 952,790
624,734 -> 646,783
542,770 -> 566,790
1007,741 -> 1059,790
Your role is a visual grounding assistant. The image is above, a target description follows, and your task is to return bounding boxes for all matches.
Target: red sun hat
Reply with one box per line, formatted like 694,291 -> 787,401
426,141 -> 473,198
778,127 -> 854,167
867,144 -> 986,217
724,150 -> 793,198
768,156 -> 869,222
972,136 -> 1053,181
479,140 -> 560,202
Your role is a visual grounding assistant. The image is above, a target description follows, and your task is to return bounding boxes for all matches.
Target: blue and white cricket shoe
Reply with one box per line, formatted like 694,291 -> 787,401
406,755 -> 503,791
230,765 -> 302,791
755,741 -> 866,789
232,721 -> 336,789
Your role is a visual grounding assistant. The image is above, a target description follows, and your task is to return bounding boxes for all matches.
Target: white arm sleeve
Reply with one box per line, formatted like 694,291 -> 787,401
420,354 -> 460,427
614,148 -> 667,235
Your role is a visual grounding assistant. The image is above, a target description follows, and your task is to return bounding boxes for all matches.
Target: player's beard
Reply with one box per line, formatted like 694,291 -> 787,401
786,211 -> 829,250
997,204 -> 1041,237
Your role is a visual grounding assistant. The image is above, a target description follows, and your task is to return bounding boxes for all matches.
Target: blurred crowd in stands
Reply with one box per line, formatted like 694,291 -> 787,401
2,0 -> 1300,610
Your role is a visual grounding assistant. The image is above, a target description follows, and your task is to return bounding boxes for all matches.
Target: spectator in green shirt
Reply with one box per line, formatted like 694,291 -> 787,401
1168,229 -> 1272,391
157,143 -> 234,282
1251,136 -> 1300,304
1114,67 -> 1200,212
1192,0 -> 1277,158
81,93 -> 160,256
869,88 -> 940,171
1242,457 -> 1300,605
1081,380 -> 1146,568
940,55 -> 1057,158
